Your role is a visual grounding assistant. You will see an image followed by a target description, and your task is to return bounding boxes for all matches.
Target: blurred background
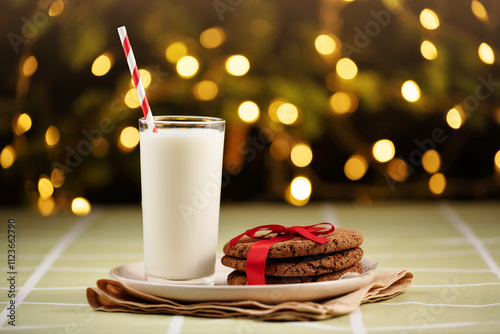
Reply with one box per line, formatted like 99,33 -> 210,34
1,0 -> 499,216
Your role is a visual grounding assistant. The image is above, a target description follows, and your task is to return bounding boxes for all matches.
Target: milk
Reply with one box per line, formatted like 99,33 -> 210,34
139,126 -> 224,282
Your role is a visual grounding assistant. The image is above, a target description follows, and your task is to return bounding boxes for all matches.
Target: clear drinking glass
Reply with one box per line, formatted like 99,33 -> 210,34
138,116 -> 225,285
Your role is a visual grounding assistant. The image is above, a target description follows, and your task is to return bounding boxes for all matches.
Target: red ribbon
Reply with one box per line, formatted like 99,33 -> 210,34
229,223 -> 335,285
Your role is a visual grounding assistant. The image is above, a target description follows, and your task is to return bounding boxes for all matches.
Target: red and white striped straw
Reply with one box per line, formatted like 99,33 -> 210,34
117,26 -> 156,131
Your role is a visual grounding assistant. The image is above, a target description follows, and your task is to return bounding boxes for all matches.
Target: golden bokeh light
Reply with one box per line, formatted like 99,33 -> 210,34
225,55 -> 250,76
422,150 -> 441,174
478,43 -> 495,65
176,56 -> 199,79
329,92 -> 358,114
132,69 -> 151,88
429,173 -> 446,195
372,139 -> 395,163
22,55 -> 38,77
45,125 -> 60,148
285,184 -> 309,207
165,42 -> 188,63
277,103 -> 299,125
193,80 -> 218,101
48,0 -> 64,17
495,150 -> 500,173
446,107 -> 465,129
200,27 -> 225,49
344,155 -> 368,181
421,40 -> 438,60
37,196 -> 55,217
118,126 -> 140,151
268,98 -> 286,122
238,101 -> 260,123
290,176 -> 312,201
91,54 -> 112,77
336,58 -> 358,80
51,168 -> 65,188
471,0 -> 488,22
420,8 -> 440,30
382,0 -> 403,11
71,197 -> 91,216
14,113 -> 32,135
315,34 -> 336,55
0,145 -> 16,169
290,143 -> 313,167
401,80 -> 421,102
387,158 -> 408,182
38,176 -> 54,200
269,138 -> 291,161
124,88 -> 140,109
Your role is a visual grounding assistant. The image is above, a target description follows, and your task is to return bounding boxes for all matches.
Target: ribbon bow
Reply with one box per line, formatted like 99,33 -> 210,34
229,223 -> 335,285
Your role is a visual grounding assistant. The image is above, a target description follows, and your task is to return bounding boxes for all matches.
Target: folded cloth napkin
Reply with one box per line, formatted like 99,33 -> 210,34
86,269 -> 413,321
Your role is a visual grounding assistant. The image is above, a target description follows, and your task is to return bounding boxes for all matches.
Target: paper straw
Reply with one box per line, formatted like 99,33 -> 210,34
117,26 -> 156,132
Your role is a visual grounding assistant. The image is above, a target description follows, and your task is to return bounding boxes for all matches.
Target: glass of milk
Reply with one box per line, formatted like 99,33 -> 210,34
138,116 -> 225,284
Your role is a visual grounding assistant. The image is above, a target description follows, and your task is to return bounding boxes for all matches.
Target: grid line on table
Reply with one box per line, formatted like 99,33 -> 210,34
31,287 -> 87,290
0,287 -> 88,291
412,282 -> 500,287
378,302 -> 500,308
0,211 -> 98,328
440,202 -> 500,279
10,252 -> 144,261
57,253 -> 143,260
286,320 -> 500,332
0,266 -> 109,272
363,320 -> 500,332
380,267 -> 493,273
372,249 -> 478,259
0,302 -> 89,307
350,307 -> 367,334
321,203 -> 367,334
45,267 -> 110,273
166,315 -> 184,334
320,202 -> 339,227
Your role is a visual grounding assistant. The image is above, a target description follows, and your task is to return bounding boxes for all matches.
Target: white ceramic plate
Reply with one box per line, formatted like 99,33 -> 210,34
110,257 -> 375,303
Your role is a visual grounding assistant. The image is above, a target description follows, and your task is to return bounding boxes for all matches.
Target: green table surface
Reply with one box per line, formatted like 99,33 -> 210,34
1,201 -> 499,333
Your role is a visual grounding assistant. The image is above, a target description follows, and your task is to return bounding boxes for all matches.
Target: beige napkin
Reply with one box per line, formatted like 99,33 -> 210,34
86,270 -> 413,321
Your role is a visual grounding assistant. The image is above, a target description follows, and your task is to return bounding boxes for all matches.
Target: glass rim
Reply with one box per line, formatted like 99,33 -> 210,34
139,115 -> 225,125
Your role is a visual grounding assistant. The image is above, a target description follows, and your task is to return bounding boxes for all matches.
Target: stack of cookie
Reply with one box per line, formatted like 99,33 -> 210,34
221,228 -> 364,285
